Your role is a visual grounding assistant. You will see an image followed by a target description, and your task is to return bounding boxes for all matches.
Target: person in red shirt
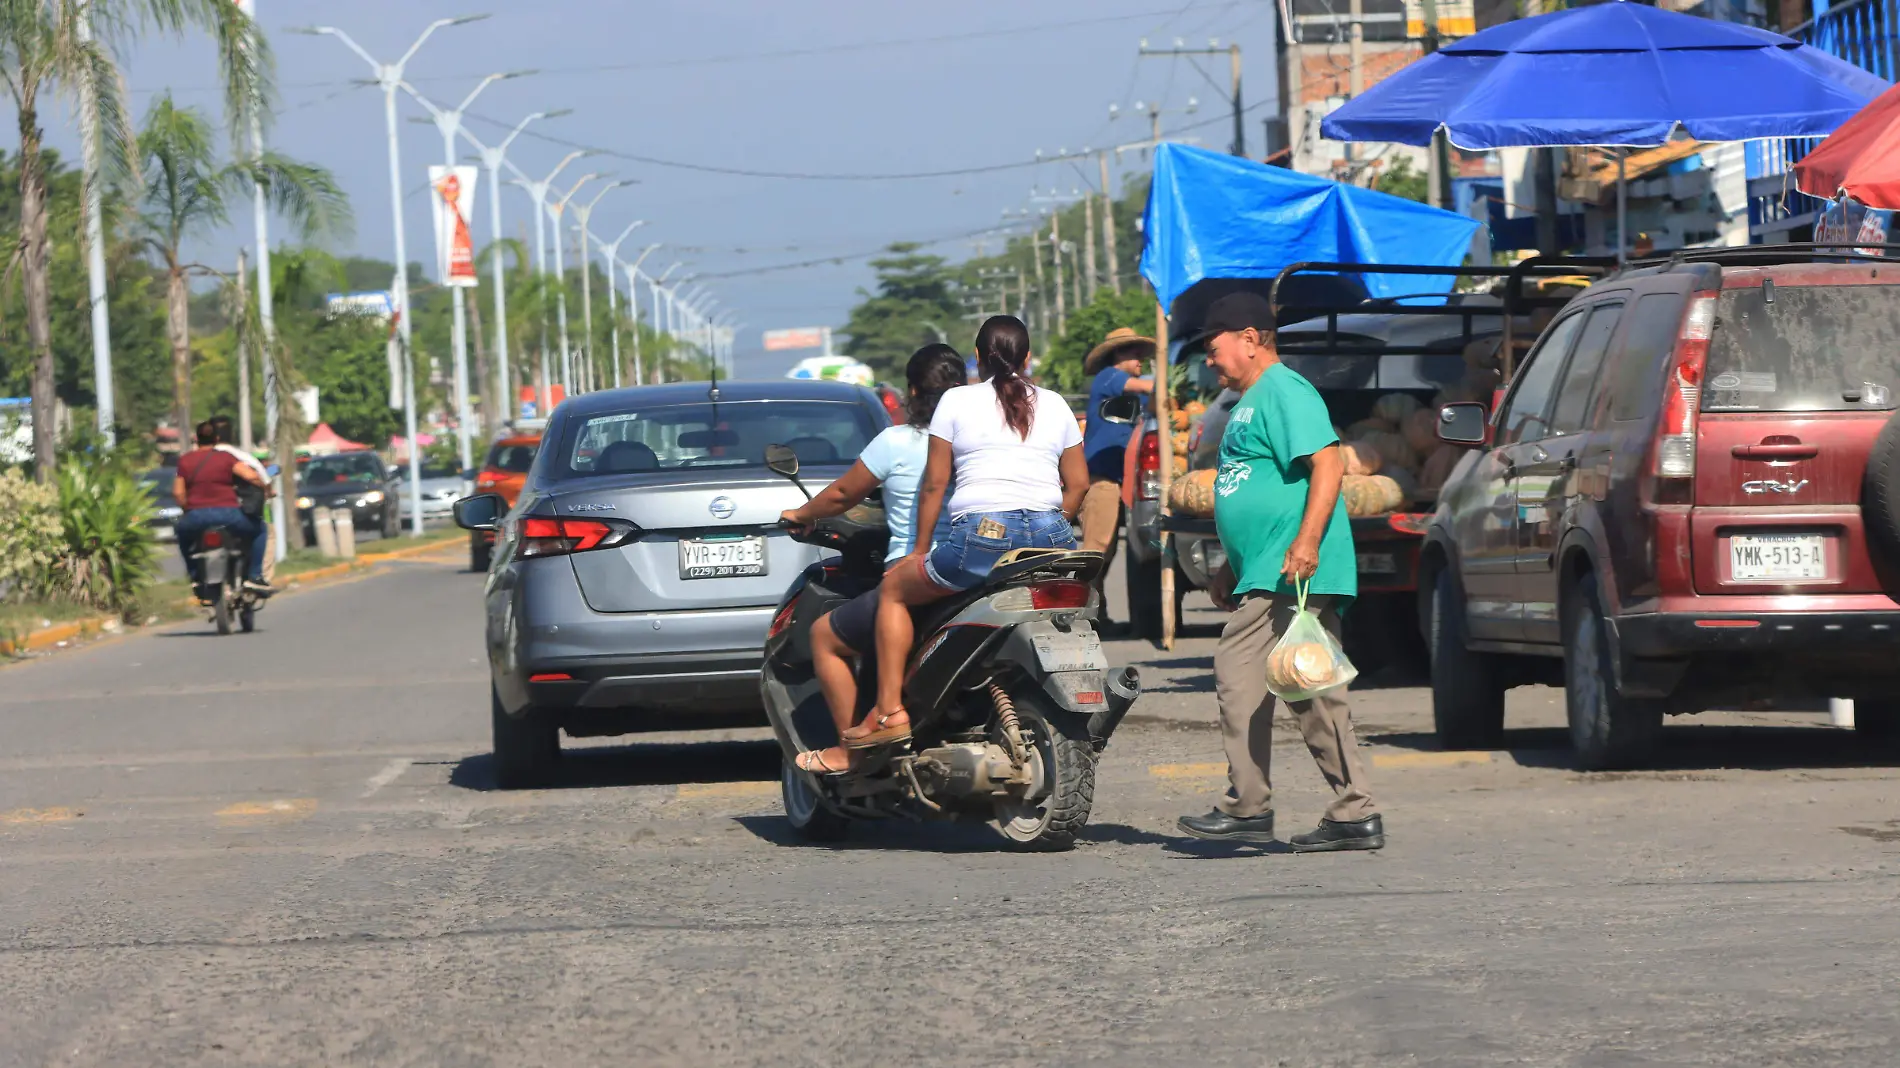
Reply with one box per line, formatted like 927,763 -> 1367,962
172,421 -> 273,592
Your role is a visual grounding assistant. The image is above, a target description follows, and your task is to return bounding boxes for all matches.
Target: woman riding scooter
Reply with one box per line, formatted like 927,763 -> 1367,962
779,344 -> 967,775
858,315 -> 1089,748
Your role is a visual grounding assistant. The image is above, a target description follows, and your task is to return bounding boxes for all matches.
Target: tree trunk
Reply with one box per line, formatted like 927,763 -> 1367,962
168,266 -> 192,438
18,94 -> 56,482
468,281 -> 499,439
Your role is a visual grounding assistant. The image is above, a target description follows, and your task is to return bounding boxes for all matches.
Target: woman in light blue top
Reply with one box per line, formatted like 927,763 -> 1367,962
780,344 -> 965,774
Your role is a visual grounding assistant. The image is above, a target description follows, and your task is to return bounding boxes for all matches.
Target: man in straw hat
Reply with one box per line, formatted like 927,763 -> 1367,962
1079,326 -> 1156,620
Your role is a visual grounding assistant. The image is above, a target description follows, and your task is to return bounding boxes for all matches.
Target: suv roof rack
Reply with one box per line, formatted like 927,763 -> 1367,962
1270,256 -> 1616,376
1647,242 -> 1900,269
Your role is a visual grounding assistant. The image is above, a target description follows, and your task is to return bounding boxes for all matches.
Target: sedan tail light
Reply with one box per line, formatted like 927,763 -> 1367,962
515,516 -> 638,559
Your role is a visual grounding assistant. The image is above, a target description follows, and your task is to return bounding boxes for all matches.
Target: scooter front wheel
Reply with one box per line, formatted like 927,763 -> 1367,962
996,690 -> 1096,852
780,757 -> 850,843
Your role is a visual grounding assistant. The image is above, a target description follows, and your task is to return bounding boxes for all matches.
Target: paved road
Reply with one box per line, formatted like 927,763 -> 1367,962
4,552 -> 1899,1067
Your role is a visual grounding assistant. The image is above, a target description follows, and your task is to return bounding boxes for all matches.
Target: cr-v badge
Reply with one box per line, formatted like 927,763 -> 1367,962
1742,478 -> 1809,495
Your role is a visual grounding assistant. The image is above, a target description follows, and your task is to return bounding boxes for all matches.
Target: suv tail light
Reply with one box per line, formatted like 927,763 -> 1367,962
1136,429 -> 1161,501
1654,293 -> 1718,487
515,516 -> 637,559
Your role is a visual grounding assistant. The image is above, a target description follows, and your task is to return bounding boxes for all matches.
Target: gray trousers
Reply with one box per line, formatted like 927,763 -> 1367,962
1214,592 -> 1378,823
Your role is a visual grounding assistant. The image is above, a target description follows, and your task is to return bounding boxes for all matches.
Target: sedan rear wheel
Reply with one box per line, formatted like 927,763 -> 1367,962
491,684 -> 560,789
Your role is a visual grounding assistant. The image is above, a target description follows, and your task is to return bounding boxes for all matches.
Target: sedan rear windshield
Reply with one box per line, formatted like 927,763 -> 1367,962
550,400 -> 878,480
1703,283 -> 1900,413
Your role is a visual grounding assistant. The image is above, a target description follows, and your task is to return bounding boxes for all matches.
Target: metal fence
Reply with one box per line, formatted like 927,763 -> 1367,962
1747,0 -> 1899,238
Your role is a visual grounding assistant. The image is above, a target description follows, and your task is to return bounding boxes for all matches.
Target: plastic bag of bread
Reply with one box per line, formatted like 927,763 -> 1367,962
1265,578 -> 1358,701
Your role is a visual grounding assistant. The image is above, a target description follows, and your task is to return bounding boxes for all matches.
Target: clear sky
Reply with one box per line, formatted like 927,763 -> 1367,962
100,0 -> 1280,377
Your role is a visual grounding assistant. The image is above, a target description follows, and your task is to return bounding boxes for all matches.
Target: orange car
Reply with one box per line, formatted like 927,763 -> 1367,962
468,430 -> 541,570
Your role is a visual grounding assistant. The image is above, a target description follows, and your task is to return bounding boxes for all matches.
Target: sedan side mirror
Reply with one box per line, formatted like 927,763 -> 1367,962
1097,394 -> 1141,425
453,492 -> 505,531
1436,402 -> 1490,446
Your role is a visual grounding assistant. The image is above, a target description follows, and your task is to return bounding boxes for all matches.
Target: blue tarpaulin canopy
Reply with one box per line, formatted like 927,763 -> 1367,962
1319,1 -> 1885,150
1138,143 -> 1481,312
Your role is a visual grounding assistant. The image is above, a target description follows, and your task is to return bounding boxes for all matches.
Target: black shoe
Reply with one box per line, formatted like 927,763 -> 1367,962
244,579 -> 275,598
1289,815 -> 1385,853
1177,809 -> 1275,843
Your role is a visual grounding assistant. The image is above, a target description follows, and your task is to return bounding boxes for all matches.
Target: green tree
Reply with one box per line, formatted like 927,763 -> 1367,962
1040,287 -> 1161,394
133,91 -> 350,437
839,243 -> 964,375
2,0 -> 269,480
1374,155 -> 1429,203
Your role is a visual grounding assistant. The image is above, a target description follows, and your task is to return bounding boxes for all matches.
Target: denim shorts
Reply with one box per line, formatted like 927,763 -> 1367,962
925,509 -> 1075,591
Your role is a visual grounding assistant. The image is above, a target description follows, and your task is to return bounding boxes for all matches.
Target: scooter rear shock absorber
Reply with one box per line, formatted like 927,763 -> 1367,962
987,681 -> 1028,767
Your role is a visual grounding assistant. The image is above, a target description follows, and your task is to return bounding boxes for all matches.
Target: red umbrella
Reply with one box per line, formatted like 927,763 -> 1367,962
1795,81 -> 1900,209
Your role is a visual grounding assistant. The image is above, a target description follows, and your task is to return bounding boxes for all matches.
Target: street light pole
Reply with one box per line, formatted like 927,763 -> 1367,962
568,180 -> 625,395
505,149 -> 585,415
76,3 -> 115,444
299,15 -> 486,536
403,69 -> 523,475
461,110 -> 564,430
651,262 -> 682,382
623,244 -> 659,385
546,172 -> 599,396
595,221 -> 647,389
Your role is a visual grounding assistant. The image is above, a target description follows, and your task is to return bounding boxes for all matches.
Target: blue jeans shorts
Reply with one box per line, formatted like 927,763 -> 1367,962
925,509 -> 1074,591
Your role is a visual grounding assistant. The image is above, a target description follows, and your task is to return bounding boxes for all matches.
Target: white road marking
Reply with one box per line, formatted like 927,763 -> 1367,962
361,757 -> 414,798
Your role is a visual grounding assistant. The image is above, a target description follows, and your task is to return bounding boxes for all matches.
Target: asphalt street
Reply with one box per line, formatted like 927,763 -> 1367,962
4,550 -> 1899,1067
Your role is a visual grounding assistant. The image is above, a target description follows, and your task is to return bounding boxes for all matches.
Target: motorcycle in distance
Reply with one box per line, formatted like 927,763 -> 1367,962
191,463 -> 278,636
759,443 -> 1142,851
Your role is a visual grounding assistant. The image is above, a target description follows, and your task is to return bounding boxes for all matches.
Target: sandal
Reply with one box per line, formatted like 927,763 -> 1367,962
795,748 -> 852,776
842,709 -> 912,750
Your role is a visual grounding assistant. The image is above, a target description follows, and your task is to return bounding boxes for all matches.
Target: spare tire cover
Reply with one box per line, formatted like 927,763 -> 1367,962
1862,411 -> 1900,567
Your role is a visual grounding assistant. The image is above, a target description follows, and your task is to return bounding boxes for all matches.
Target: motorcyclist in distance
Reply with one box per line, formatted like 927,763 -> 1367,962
779,344 -> 967,775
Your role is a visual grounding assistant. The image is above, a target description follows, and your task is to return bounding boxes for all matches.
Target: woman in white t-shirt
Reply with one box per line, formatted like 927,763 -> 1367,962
845,315 -> 1088,749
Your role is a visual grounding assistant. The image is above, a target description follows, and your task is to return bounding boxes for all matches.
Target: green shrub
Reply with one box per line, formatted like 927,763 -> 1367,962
48,453 -> 159,618
0,468 -> 64,600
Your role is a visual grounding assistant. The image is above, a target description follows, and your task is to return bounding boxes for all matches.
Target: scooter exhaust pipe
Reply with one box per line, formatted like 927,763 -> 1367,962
1088,666 -> 1141,751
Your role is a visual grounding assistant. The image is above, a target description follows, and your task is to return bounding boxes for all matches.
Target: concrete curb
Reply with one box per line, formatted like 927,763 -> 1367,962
1,536 -> 463,659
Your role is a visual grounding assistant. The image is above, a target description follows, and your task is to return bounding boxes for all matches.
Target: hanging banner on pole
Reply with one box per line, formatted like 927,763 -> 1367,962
428,165 -> 479,287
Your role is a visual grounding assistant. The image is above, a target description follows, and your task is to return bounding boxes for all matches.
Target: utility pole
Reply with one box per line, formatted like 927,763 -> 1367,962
1082,193 -> 1098,303
235,249 -> 252,450
1050,215 -> 1066,338
1030,228 -> 1048,338
1347,0 -> 1365,171
1099,152 -> 1121,294
1138,40 -> 1244,156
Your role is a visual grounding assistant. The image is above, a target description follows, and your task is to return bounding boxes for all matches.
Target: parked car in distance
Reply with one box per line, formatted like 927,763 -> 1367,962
394,462 -> 463,520
455,379 -> 890,788
468,431 -> 542,571
1423,247 -> 1900,769
296,450 -> 398,541
141,466 -> 183,542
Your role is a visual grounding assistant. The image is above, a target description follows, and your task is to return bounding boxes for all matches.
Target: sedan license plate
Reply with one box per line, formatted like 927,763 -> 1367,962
1729,533 -> 1826,581
1031,633 -> 1107,673
679,536 -> 766,579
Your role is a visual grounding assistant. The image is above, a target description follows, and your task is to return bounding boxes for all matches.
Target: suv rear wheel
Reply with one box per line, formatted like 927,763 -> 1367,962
1429,565 -> 1506,748
491,684 -> 560,789
1563,576 -> 1664,770
1852,700 -> 1900,744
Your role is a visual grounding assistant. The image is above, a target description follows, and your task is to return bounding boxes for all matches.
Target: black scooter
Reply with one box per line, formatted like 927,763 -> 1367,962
759,444 -> 1141,851
192,525 -> 264,635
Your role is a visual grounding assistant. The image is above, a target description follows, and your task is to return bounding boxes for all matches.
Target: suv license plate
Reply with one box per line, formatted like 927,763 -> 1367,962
1730,534 -> 1826,581
679,536 -> 766,579
1032,633 -> 1107,673
1356,552 -> 1396,575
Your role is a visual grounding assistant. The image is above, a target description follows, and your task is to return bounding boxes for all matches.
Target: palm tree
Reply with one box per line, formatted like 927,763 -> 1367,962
1,0 -> 268,480
134,91 -> 349,436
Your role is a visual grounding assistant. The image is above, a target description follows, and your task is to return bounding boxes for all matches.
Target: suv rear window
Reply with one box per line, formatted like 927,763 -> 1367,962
551,400 -> 878,480
1703,283 -> 1900,412
485,443 -> 536,473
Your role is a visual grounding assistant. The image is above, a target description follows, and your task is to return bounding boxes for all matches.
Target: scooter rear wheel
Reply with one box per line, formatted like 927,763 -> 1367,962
213,584 -> 233,636
781,757 -> 849,842
996,690 -> 1096,852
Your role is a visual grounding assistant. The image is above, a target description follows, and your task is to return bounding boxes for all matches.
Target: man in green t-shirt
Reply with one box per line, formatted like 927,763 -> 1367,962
1176,292 -> 1383,853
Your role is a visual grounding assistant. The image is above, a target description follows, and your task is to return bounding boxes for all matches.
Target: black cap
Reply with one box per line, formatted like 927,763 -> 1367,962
1187,291 -> 1276,347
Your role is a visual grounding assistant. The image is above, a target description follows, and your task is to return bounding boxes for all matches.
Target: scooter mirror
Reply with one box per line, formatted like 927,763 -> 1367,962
764,443 -> 800,478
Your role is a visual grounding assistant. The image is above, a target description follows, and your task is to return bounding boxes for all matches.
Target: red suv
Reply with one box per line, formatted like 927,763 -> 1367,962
1423,249 -> 1900,768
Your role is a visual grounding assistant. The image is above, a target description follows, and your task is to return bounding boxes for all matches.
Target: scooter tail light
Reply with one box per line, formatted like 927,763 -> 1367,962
200,530 -> 224,549
1028,579 -> 1090,610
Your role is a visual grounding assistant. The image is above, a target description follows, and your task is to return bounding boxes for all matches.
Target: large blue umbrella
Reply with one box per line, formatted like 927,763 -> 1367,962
1320,1 -> 1886,150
